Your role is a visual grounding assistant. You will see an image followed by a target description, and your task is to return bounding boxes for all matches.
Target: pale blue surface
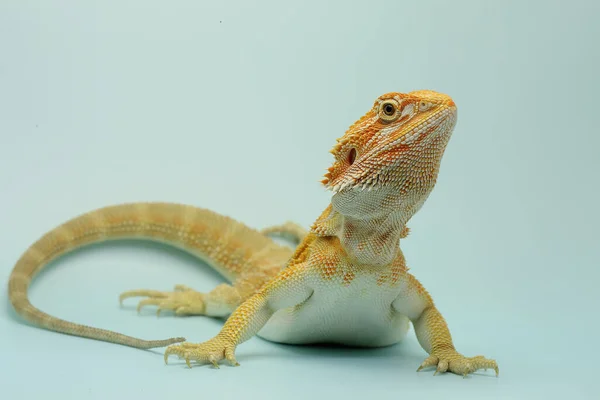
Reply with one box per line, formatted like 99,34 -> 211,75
1,1 -> 598,399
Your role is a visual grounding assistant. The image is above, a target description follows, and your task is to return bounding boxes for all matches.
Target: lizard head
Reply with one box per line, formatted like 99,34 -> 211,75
322,90 -> 457,219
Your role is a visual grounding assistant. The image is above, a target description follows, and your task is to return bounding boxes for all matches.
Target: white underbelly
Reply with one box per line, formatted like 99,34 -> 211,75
257,278 -> 409,347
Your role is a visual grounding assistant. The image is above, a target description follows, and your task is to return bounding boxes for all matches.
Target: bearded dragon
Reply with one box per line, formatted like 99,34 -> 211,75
8,90 -> 498,377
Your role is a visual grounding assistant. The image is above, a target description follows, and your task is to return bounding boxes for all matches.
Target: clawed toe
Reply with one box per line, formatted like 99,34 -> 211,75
119,285 -> 206,316
119,290 -> 166,305
136,298 -> 163,313
164,339 -> 237,369
417,354 -> 438,371
418,352 -> 499,378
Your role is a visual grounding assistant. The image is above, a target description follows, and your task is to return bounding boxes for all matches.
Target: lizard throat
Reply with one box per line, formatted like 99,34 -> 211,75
337,212 -> 406,266
311,205 -> 409,266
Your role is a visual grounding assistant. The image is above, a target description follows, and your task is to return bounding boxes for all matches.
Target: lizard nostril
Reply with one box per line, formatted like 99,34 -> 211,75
347,148 -> 357,165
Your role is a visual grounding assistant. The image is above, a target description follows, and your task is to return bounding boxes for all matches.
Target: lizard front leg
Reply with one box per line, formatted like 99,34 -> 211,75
393,273 -> 498,377
164,263 -> 313,368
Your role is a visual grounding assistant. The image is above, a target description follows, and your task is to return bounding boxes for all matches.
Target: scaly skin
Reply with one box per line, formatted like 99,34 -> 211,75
8,90 -> 497,377
8,203 -> 294,348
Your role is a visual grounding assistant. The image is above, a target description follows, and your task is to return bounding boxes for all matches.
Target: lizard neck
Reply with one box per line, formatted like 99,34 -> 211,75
338,212 -> 405,266
311,135 -> 446,266
311,204 -> 410,266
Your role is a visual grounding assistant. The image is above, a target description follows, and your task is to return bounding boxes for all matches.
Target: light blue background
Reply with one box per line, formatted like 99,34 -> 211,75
1,1 -> 598,398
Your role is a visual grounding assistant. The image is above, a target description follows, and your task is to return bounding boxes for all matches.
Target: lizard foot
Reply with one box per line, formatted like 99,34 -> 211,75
164,337 -> 239,368
119,284 -> 206,316
417,350 -> 499,377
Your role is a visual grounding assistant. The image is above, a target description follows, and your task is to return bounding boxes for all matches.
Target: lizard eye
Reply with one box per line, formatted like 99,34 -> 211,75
347,147 -> 357,165
379,100 -> 400,122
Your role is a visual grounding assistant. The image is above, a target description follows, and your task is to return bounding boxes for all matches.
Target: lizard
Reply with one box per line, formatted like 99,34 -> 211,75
7,90 -> 498,377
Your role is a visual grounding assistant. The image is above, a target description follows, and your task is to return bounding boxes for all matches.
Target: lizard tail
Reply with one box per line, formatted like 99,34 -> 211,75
8,202 -> 292,349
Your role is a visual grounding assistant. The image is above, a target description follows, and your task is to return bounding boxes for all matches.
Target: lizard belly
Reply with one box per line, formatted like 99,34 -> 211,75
257,275 -> 409,347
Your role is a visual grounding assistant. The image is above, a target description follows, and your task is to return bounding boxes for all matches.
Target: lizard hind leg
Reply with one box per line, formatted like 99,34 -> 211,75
120,283 -> 242,318
261,221 -> 308,245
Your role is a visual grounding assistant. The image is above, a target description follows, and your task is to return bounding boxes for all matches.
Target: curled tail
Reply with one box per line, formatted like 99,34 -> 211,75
8,202 -> 292,349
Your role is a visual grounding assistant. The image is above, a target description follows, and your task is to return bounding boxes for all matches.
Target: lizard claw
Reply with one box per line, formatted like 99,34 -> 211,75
164,338 -> 238,368
418,350 -> 498,377
417,354 -> 438,372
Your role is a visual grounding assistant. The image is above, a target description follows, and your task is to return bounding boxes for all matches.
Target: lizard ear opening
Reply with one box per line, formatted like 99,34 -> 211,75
347,148 -> 357,165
